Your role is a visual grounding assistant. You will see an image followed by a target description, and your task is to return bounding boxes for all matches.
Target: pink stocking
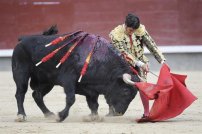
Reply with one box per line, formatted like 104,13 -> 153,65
139,91 -> 149,116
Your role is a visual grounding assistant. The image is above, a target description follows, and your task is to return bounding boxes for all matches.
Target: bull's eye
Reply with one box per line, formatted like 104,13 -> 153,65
123,89 -> 130,95
123,88 -> 129,92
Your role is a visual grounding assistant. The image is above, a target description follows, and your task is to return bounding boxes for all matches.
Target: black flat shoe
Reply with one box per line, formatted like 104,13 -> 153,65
136,114 -> 151,123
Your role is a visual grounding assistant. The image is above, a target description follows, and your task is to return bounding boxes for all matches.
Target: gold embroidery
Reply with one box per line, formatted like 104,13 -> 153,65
109,24 -> 165,65
109,24 -> 125,41
134,24 -> 146,36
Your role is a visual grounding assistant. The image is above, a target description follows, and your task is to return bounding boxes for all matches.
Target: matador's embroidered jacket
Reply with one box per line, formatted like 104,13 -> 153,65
109,24 -> 166,66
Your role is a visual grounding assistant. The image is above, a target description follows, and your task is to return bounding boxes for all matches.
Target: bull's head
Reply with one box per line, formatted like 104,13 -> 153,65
106,73 -> 141,116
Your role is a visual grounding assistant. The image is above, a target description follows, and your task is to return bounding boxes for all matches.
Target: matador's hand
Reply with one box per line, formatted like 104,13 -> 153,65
135,61 -> 149,75
141,64 -> 149,75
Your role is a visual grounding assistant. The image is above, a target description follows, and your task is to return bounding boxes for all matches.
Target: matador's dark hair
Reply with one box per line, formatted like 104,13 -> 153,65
125,13 -> 140,29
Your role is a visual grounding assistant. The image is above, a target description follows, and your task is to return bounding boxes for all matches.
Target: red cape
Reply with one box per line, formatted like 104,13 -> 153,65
135,64 -> 197,121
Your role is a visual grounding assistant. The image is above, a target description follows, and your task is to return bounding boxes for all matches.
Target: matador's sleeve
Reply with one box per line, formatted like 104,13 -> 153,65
109,27 -> 138,65
142,30 -> 166,63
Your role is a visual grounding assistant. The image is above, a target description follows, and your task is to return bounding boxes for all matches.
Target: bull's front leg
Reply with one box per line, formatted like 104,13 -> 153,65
86,95 -> 99,115
56,85 -> 75,122
82,95 -> 103,122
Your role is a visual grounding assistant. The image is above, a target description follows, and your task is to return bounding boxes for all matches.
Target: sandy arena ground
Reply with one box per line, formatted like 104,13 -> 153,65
0,70 -> 201,134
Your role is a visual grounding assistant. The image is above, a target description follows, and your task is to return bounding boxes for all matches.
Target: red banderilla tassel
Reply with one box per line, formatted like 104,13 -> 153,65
45,31 -> 82,47
78,51 -> 93,82
45,36 -> 66,47
36,44 -> 66,66
56,35 -> 87,68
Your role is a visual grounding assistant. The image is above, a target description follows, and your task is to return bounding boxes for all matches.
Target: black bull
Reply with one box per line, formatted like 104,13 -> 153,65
12,30 -> 140,122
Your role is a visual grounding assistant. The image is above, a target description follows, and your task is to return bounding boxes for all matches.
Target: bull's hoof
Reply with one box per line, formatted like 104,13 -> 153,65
106,112 -> 114,117
55,113 -> 62,122
15,114 -> 27,122
82,114 -> 104,122
55,112 -> 66,122
106,112 -> 123,117
44,112 -> 55,119
106,106 -> 116,117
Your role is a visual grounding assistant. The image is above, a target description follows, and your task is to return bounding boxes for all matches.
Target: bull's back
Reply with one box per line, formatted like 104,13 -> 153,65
12,33 -> 129,85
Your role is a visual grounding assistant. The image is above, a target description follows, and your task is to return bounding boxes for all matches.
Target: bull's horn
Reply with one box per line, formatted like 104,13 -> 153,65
122,73 -> 136,85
